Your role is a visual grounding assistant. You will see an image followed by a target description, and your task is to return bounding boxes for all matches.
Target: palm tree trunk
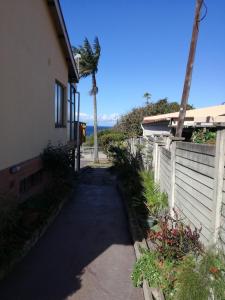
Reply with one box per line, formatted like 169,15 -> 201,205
92,73 -> 99,163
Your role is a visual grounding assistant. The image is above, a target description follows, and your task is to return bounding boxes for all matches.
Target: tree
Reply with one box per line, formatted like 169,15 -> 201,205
143,92 -> 151,105
114,98 -> 193,137
73,37 -> 101,163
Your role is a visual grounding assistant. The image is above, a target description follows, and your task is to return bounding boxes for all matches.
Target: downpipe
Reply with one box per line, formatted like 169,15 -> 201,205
75,91 -> 80,172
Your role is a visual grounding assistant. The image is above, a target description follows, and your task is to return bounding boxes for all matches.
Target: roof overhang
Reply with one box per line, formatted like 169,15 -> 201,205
47,0 -> 79,83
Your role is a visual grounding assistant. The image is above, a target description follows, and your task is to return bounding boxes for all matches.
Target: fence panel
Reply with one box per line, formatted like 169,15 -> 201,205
127,135 -> 225,248
174,142 -> 215,245
159,147 -> 171,204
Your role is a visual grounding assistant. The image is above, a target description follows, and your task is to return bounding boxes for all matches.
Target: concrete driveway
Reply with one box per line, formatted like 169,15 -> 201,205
0,167 -> 143,300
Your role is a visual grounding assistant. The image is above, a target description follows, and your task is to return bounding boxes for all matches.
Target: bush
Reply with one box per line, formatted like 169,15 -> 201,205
148,213 -> 203,260
85,129 -> 126,152
109,144 -> 147,218
114,98 -> 193,137
99,131 -> 126,153
139,170 -> 168,218
191,129 -> 216,144
133,249 -> 225,300
132,249 -> 178,299
41,143 -> 74,180
174,250 -> 225,300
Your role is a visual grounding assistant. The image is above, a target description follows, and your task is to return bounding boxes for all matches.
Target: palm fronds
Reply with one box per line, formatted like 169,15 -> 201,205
72,37 -> 101,79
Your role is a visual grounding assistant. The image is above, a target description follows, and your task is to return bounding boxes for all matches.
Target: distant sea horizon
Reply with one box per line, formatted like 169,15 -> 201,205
86,125 -> 112,136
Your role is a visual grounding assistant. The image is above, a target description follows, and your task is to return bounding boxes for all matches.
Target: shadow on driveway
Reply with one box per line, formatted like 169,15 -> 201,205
0,167 -> 143,300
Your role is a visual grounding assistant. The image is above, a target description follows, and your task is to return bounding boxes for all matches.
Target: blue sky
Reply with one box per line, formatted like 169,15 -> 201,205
60,0 -> 225,126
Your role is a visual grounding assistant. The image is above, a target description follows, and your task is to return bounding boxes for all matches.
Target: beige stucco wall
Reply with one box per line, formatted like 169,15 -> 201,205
0,1 -> 69,171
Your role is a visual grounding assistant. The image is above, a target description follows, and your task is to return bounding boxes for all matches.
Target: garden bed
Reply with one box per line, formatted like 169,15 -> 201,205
0,180 -> 74,280
110,143 -> 225,300
0,144 -> 77,280
117,182 -> 164,300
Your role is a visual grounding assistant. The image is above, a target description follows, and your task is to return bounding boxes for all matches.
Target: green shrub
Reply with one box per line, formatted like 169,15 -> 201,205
132,249 -> 178,299
174,250 -> 225,300
84,129 -> 126,150
148,213 -> 203,260
191,129 -> 216,144
41,143 -> 74,180
139,170 -> 168,217
133,249 -> 225,300
99,131 -> 126,153
109,144 -> 147,217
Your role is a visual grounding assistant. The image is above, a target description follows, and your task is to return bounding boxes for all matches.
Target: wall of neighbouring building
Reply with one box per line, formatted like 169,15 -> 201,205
142,121 -> 171,138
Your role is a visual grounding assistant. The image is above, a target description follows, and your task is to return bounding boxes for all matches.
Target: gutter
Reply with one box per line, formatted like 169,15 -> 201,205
47,0 -> 79,82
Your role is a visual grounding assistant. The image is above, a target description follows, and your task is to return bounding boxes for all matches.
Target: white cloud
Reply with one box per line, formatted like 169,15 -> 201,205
77,112 -> 120,123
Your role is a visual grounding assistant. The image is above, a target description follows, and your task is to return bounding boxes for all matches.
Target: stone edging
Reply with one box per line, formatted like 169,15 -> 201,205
117,182 -> 165,300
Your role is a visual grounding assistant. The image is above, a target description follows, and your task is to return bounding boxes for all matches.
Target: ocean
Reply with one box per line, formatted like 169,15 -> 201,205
86,126 -> 112,136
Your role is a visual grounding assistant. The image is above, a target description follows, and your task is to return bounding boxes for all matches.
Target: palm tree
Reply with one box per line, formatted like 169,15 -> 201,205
143,92 -> 151,105
73,37 -> 101,163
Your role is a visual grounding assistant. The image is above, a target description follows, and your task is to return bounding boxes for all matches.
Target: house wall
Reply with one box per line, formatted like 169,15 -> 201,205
142,122 -> 171,138
0,0 -> 68,172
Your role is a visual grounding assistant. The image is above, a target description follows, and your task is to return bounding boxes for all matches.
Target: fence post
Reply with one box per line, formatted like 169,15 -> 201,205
170,141 -> 176,211
170,137 -> 184,213
156,145 -> 161,182
153,142 -> 159,181
211,128 -> 225,244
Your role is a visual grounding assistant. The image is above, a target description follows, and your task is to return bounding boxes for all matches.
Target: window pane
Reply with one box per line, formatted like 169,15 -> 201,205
71,122 -> 74,140
67,122 -> 70,139
71,103 -> 75,121
58,85 -> 63,125
55,81 -> 64,127
67,83 -> 70,100
67,101 -> 71,122
55,84 -> 58,124
72,88 -> 75,104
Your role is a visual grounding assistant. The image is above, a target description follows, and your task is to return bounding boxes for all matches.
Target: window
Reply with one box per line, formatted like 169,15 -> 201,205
67,83 -> 76,140
55,81 -> 64,127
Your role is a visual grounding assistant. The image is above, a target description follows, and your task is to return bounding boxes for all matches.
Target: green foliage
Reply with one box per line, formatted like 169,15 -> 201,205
139,170 -> 168,217
114,98 -> 193,137
72,37 -> 101,79
191,129 -> 216,144
108,144 -> 147,217
133,248 -> 225,300
174,251 -> 225,300
132,250 -> 178,299
99,130 -> 126,153
84,129 -> 126,152
143,92 -> 151,105
149,213 -> 203,260
73,37 -> 101,162
41,144 -> 74,180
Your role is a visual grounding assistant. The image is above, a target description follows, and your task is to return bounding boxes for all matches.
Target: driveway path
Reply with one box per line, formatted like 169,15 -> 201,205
0,167 -> 143,300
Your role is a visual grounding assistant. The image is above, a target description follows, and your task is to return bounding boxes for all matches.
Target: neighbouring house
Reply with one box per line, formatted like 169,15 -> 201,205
142,104 -> 225,141
0,0 -> 79,198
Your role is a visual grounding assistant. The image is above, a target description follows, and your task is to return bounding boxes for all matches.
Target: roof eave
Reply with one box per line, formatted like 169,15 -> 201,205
47,0 -> 79,83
